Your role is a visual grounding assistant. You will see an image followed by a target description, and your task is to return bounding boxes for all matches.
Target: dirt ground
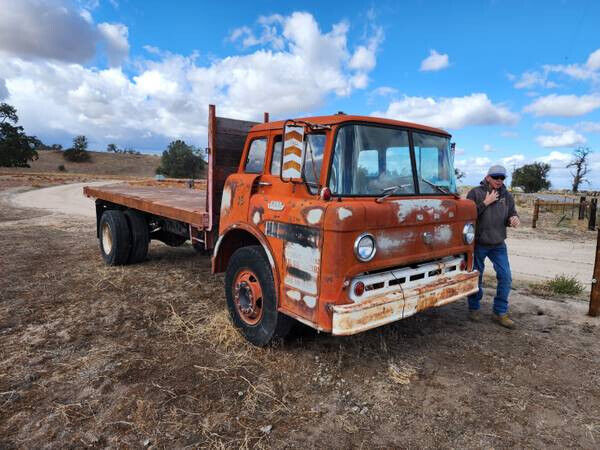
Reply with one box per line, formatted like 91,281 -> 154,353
1,179 -> 600,448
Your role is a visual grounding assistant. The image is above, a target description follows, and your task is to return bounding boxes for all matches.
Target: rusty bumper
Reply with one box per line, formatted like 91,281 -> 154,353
331,271 -> 479,336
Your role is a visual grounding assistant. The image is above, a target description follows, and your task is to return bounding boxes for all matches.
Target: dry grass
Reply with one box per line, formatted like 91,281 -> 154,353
1,181 -> 600,448
2,149 -> 161,177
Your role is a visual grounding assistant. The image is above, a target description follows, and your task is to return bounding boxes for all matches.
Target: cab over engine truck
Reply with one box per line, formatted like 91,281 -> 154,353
84,104 -> 479,346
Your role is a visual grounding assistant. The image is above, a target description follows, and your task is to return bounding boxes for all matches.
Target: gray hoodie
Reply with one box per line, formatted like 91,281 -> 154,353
467,179 -> 518,246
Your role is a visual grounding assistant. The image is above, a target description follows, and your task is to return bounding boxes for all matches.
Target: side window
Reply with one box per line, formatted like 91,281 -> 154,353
245,138 -> 267,173
302,134 -> 326,193
270,136 -> 282,175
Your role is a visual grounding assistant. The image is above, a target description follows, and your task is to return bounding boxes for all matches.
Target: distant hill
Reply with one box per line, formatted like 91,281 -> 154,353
2,150 -> 161,177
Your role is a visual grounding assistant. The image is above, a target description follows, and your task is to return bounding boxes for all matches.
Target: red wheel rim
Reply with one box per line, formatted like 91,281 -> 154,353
233,269 -> 264,325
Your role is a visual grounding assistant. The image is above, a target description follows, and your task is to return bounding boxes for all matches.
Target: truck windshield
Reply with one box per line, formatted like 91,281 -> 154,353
328,124 -> 456,196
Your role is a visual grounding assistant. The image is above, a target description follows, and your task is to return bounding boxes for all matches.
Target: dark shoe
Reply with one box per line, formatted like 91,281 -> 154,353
492,313 -> 516,329
468,310 -> 482,322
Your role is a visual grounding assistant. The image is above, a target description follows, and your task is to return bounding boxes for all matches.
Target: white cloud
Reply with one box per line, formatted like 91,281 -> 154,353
543,63 -> 600,83
0,0 -> 98,63
371,86 -> 398,97
537,151 -> 572,164
501,154 -> 525,166
535,122 -> 569,133
535,130 -> 586,148
576,121 -> 600,133
419,49 -> 449,72
0,0 -> 130,69
228,16 -> 285,50
587,48 -> 600,70
0,78 -> 7,100
524,94 -> 600,117
372,93 -> 518,129
98,23 -> 129,67
483,144 -> 494,152
0,11 -> 382,149
512,48 -> 600,91
513,71 -> 558,89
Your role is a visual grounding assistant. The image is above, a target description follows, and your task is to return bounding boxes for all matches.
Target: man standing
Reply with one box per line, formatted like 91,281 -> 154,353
467,165 -> 520,328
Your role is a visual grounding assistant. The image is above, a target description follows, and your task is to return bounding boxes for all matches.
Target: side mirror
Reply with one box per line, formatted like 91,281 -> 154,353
281,123 -> 305,181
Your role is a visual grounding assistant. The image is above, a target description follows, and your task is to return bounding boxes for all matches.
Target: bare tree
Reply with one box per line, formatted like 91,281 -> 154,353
567,147 -> 592,193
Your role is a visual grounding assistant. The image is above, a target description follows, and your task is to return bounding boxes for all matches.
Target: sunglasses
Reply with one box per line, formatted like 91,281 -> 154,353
490,175 -> 505,181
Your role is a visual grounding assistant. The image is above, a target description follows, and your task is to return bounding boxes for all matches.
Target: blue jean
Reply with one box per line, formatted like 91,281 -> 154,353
467,243 -> 512,315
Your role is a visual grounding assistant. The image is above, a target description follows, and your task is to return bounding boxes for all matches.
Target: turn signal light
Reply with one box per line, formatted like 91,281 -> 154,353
320,187 -> 332,201
460,260 -> 467,271
353,281 -> 365,297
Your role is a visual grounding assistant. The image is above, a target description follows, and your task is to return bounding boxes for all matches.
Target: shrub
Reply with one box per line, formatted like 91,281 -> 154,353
156,140 -> 205,178
58,164 -> 66,172
531,274 -> 584,296
546,275 -> 584,295
63,135 -> 91,162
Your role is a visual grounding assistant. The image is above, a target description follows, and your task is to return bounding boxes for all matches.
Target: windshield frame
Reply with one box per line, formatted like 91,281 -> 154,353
325,121 -> 455,198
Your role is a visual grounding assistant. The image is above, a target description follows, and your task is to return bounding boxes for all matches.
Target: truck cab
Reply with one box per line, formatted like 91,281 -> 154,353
212,114 -> 479,345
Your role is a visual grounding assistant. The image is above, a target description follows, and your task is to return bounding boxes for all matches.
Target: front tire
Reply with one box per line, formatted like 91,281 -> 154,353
225,246 -> 292,346
99,210 -> 131,265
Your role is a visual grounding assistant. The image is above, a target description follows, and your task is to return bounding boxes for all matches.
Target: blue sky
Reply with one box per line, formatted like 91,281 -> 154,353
1,0 -> 599,188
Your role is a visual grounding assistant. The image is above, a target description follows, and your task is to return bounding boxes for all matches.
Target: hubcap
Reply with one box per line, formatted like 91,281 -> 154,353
233,270 -> 264,325
101,222 -> 113,254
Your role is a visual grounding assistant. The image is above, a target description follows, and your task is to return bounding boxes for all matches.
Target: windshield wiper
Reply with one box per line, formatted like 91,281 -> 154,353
376,185 -> 401,203
421,178 -> 460,199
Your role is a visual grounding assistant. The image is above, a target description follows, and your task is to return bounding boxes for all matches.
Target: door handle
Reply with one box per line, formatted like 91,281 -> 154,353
258,181 -> 272,187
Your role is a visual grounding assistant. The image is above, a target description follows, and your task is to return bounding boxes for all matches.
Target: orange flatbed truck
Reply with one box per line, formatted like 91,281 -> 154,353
84,105 -> 479,346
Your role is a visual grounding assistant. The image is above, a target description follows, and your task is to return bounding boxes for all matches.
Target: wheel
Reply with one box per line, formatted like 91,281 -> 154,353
124,210 -> 149,264
225,246 -> 292,346
99,210 -> 131,265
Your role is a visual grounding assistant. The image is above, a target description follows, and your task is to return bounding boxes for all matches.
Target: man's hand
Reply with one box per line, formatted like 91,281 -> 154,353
509,216 -> 520,228
483,190 -> 499,206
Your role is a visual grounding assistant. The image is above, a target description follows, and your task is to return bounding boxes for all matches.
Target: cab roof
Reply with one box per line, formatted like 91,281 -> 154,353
249,114 -> 450,137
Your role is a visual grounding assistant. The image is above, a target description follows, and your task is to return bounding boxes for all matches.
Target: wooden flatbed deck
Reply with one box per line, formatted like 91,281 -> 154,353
84,183 -> 209,228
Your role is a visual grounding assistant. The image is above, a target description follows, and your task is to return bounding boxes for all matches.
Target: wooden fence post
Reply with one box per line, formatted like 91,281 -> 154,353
579,196 -> 586,220
589,198 -> 598,231
532,199 -> 540,228
589,229 -> 600,317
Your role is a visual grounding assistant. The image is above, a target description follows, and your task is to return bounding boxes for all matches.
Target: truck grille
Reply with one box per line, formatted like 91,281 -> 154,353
348,256 -> 465,303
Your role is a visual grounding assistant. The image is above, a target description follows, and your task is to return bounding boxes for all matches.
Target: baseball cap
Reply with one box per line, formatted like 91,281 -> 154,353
487,165 -> 506,177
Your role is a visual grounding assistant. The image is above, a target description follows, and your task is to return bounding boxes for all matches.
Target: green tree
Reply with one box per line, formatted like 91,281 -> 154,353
156,140 -> 205,178
63,135 -> 91,162
511,162 -> 551,193
0,102 -> 39,167
106,143 -> 118,153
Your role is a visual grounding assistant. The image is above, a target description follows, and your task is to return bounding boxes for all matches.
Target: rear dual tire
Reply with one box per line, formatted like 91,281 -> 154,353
99,209 -> 149,265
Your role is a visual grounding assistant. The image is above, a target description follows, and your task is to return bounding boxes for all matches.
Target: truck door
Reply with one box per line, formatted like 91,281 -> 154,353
248,134 -> 323,325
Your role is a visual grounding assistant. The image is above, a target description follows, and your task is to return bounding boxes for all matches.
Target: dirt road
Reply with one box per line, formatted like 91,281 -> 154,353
11,183 -> 597,288
10,181 -> 113,218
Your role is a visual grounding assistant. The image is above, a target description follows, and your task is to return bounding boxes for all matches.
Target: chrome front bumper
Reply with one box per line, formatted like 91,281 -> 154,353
331,259 -> 479,335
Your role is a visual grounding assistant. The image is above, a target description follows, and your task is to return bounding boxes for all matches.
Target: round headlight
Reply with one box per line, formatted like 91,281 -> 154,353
463,223 -> 475,244
354,233 -> 376,262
